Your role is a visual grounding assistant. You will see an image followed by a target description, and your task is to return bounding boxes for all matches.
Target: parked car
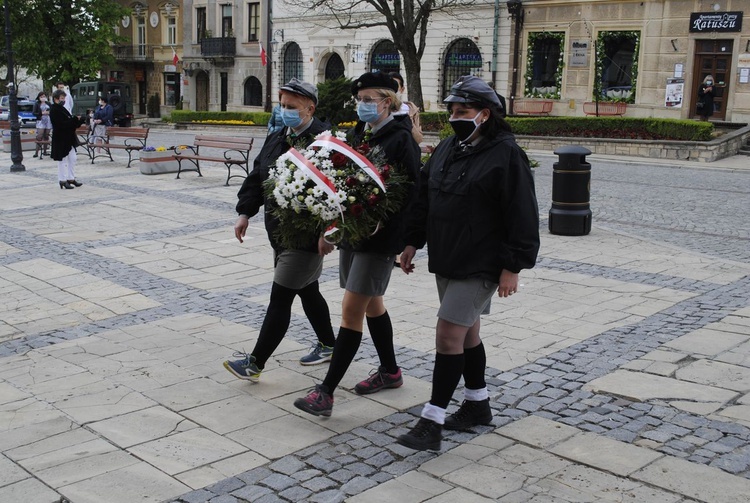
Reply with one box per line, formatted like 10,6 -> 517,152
17,100 -> 37,127
0,95 -> 30,121
71,81 -> 133,127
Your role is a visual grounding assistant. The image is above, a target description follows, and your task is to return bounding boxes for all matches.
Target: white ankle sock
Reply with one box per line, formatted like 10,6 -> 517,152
464,387 -> 488,401
421,403 -> 446,425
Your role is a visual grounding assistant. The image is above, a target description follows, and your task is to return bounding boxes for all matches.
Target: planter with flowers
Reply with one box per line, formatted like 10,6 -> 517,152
139,145 -> 181,175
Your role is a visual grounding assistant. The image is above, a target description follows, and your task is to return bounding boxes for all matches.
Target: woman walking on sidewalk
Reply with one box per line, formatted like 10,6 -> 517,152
293,71 -> 421,417
396,76 -> 540,451
222,79 -> 337,382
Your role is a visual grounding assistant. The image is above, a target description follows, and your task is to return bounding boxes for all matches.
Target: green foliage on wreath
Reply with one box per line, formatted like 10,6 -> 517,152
594,31 -> 640,104
524,32 -> 564,99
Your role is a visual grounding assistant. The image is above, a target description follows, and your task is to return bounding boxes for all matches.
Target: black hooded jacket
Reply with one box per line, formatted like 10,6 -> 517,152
236,117 -> 330,252
404,133 -> 540,280
345,114 -> 421,254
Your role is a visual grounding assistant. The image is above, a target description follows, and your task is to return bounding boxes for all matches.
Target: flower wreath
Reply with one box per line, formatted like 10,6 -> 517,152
263,131 -> 410,249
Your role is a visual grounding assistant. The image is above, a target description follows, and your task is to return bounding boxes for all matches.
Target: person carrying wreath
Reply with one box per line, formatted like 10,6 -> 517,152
396,76 -> 540,451
223,78 -> 337,382
293,71 -> 421,417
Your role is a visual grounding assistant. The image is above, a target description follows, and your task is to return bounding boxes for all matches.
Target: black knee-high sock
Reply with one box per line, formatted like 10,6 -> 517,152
251,282 -> 297,369
429,352 -> 465,409
367,311 -> 397,374
298,281 -> 335,347
463,342 -> 487,390
322,327 -> 362,393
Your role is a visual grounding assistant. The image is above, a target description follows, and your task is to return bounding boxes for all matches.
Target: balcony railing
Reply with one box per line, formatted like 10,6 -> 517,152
200,37 -> 236,59
114,45 -> 155,62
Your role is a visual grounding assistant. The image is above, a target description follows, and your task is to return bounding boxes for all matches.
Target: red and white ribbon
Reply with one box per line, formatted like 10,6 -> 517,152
309,134 -> 386,192
279,148 -> 344,220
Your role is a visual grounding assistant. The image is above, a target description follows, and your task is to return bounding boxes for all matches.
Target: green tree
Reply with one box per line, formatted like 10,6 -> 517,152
316,77 -> 357,127
1,0 -> 129,87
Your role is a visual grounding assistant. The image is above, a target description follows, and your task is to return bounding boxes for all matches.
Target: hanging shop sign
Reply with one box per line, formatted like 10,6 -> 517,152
689,12 -> 742,33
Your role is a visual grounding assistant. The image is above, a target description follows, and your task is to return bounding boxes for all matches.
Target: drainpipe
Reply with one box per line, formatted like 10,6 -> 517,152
491,0 -> 499,88
507,0 -> 524,116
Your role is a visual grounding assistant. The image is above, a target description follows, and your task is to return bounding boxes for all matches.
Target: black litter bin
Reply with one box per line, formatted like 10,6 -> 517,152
549,145 -> 592,236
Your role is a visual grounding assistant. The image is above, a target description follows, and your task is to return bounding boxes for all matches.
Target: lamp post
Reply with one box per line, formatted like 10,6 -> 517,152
264,0 -> 273,112
4,0 -> 24,172
506,0 -> 524,116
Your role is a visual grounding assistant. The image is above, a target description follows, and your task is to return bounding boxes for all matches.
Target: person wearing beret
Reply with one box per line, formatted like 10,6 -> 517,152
223,78 -> 337,382
49,89 -> 87,189
396,75 -> 540,450
294,71 -> 421,417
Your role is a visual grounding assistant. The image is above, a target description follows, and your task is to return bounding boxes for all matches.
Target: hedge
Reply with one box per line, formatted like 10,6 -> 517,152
168,110 -> 271,125
419,113 -> 713,141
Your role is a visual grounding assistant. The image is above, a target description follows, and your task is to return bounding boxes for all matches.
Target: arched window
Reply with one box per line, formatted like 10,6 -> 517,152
282,42 -> 303,83
442,38 -> 483,99
370,40 -> 400,73
325,53 -> 345,81
243,76 -> 262,106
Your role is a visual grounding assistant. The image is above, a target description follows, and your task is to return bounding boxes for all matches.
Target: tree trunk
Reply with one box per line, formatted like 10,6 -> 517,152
401,51 -> 424,111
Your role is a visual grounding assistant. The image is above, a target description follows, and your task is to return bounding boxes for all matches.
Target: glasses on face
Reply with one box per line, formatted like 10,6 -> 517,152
355,96 -> 384,104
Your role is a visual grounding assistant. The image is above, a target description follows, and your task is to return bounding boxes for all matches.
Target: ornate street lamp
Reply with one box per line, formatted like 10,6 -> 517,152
4,0 -> 24,172
506,0 -> 524,116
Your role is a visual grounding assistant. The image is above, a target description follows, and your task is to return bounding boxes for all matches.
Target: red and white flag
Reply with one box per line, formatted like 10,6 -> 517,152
172,47 -> 179,66
259,41 -> 267,66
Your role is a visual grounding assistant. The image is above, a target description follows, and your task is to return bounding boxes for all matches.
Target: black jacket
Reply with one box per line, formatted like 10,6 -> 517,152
236,117 -> 330,252
698,84 -> 715,117
49,102 -> 85,161
345,114 -> 421,254
405,133 -> 540,280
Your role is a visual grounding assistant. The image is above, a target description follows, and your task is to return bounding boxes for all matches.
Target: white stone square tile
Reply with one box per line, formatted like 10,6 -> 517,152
495,415 -> 579,448
143,377 -> 241,411
348,471 -> 454,503
181,394 -> 287,434
227,413 -> 336,459
0,477 -> 62,503
548,432 -> 663,476
88,406 -> 198,448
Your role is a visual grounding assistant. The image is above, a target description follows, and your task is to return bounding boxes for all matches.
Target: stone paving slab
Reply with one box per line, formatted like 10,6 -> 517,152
1,143 -> 749,502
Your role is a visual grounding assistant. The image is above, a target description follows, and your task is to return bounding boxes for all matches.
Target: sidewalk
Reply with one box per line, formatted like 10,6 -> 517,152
1,144 -> 749,503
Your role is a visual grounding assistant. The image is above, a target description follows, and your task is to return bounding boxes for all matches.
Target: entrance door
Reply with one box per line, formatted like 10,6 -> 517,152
220,72 -> 228,111
196,71 -> 209,111
138,81 -> 147,115
692,40 -> 733,121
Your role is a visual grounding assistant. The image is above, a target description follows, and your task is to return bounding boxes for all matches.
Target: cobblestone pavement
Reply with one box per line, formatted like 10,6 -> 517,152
1,132 -> 749,503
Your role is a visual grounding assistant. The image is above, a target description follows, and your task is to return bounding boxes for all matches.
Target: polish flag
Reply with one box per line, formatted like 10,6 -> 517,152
259,41 -> 267,66
172,47 -> 179,66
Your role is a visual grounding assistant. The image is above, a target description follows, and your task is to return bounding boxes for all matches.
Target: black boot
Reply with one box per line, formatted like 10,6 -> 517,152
396,418 -> 442,451
59,181 -> 75,189
444,398 -> 493,431
68,180 -> 83,187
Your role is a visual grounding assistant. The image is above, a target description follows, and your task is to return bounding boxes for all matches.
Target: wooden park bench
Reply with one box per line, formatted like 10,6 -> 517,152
87,126 -> 150,167
513,99 -> 554,116
32,125 -> 90,160
173,135 -> 254,186
583,101 -> 627,116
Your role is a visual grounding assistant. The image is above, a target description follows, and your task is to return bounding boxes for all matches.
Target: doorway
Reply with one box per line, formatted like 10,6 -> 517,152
196,71 -> 209,111
692,40 -> 733,121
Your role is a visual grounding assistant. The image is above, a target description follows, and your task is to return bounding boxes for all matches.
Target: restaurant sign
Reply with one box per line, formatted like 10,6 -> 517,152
689,11 -> 742,32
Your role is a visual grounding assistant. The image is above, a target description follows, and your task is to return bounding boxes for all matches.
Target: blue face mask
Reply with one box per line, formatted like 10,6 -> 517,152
357,102 -> 382,123
281,108 -> 303,128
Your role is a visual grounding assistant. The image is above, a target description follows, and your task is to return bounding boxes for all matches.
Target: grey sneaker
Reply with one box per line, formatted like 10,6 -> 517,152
299,342 -> 333,366
223,352 -> 261,382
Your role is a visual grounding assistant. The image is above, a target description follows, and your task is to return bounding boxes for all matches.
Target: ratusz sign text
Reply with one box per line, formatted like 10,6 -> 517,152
689,12 -> 743,33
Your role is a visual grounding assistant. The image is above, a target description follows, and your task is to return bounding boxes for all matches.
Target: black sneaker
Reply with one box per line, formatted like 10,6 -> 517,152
396,418 -> 442,451
444,398 -> 493,431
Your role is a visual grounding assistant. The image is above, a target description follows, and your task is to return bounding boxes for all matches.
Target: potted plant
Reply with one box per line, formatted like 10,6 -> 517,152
139,145 -> 181,175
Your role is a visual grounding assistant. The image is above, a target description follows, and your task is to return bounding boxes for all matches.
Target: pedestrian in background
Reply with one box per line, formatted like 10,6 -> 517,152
697,74 -> 715,121
267,103 -> 283,134
294,71 -> 421,417
91,95 -> 113,153
50,89 -> 87,189
396,76 -> 540,451
55,82 -> 74,114
390,72 -> 423,143
223,78 -> 337,382
32,91 -> 51,158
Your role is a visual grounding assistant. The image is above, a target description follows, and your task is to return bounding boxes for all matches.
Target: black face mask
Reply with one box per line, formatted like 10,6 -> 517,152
449,111 -> 482,142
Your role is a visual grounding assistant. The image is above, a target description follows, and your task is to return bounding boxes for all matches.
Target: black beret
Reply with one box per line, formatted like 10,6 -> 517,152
351,72 -> 399,95
444,75 -> 501,108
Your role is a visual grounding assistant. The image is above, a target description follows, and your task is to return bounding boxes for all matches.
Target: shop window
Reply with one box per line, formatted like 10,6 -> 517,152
524,32 -> 564,99
243,77 -> 262,106
442,38 -> 482,100
282,43 -> 303,83
164,73 -> 179,106
370,40 -> 400,73
325,53 -> 345,81
595,31 -> 640,103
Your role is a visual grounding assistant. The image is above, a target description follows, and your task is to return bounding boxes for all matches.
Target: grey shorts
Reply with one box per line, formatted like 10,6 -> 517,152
273,249 -> 323,290
339,249 -> 396,296
435,275 -> 498,327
